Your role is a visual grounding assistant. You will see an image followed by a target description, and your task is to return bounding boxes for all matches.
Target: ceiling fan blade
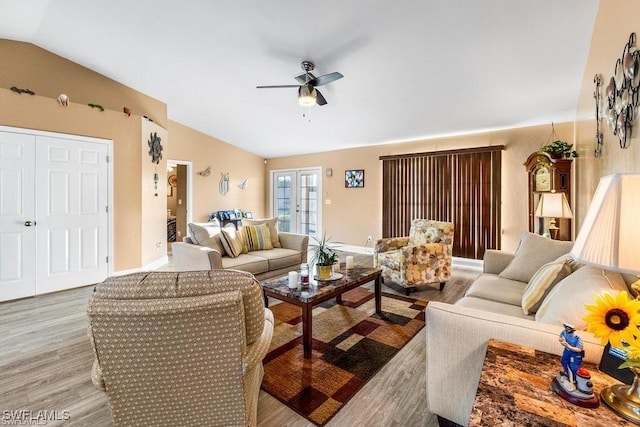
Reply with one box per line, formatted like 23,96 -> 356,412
295,72 -> 316,84
256,85 -> 300,89
309,72 -> 344,87
315,89 -> 327,106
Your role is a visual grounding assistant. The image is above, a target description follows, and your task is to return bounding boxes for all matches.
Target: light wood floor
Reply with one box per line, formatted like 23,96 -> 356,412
0,254 -> 477,426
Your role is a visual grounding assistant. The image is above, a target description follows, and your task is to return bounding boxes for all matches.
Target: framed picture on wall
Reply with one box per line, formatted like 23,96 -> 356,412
345,169 -> 364,188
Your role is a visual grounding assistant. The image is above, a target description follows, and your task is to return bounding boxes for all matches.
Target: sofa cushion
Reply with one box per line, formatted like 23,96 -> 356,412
521,259 -> 572,315
464,274 -> 527,306
220,224 -> 247,258
242,218 -> 281,248
249,248 -> 301,271
454,297 -> 534,320
188,222 -> 226,255
499,232 -> 573,283
221,253 -> 269,275
535,266 -> 628,329
241,223 -> 273,251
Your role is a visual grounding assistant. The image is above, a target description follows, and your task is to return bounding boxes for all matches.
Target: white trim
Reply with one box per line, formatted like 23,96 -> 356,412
112,256 -> 169,276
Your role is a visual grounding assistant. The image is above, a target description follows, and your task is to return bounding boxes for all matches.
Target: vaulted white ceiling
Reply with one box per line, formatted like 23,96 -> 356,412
0,0 -> 599,158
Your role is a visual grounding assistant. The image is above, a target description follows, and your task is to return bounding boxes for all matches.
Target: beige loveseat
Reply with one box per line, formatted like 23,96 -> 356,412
87,270 -> 273,427
425,232 -> 633,426
172,220 -> 308,281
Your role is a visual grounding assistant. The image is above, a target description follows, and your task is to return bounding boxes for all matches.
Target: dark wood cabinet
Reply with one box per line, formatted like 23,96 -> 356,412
524,152 -> 572,241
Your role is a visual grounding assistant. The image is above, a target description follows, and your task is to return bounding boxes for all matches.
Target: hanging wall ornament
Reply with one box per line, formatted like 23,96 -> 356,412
605,33 -> 640,149
219,172 -> 230,195
57,94 -> 69,107
148,132 -> 163,164
593,74 -> 604,158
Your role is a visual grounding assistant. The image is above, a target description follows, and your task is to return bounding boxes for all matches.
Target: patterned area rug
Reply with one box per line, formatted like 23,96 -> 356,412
261,287 -> 427,426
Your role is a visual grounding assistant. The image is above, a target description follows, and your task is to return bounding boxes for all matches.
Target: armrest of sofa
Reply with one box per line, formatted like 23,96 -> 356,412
483,249 -> 515,274
278,232 -> 308,260
171,241 -> 223,270
375,237 -> 410,254
425,301 -> 604,426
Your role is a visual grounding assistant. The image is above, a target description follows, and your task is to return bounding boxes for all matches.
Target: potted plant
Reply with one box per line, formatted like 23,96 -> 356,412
539,140 -> 578,159
310,232 -> 339,280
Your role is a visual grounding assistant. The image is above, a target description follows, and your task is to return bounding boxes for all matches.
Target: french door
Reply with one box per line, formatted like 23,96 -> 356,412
0,128 -> 110,301
271,168 -> 321,237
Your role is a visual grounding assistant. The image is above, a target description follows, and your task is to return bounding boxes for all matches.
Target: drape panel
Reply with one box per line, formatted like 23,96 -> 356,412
381,147 -> 502,259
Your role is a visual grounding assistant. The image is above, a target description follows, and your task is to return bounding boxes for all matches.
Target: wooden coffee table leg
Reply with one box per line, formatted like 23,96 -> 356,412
302,302 -> 313,359
375,273 -> 382,314
336,294 -> 342,304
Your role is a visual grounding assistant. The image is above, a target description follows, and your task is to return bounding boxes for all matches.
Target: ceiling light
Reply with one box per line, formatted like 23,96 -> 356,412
298,85 -> 317,106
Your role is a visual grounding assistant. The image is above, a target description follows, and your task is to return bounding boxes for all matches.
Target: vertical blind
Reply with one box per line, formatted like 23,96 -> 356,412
380,146 -> 503,260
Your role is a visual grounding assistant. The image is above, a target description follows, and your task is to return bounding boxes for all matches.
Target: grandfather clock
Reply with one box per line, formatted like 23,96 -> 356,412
524,152 -> 572,241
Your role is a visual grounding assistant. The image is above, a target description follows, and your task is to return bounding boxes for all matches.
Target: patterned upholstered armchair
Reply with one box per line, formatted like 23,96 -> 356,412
374,219 -> 454,295
87,270 -> 273,427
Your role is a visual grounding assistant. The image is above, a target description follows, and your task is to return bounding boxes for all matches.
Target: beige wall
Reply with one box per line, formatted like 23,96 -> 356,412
573,0 -> 640,226
165,121 -> 266,223
267,122 -> 575,253
0,39 -> 265,271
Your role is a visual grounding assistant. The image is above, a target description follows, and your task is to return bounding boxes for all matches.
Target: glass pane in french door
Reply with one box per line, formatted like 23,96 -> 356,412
274,173 -> 292,232
272,168 -> 321,236
298,172 -> 318,236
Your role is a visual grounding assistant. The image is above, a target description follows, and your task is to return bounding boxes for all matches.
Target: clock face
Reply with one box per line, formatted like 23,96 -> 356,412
534,166 -> 551,192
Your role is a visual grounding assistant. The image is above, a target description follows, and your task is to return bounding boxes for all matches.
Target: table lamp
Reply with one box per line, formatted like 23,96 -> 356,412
570,173 -> 640,423
535,191 -> 573,239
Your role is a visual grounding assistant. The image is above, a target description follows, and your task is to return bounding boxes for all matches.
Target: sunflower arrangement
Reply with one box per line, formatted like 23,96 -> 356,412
584,291 -> 640,368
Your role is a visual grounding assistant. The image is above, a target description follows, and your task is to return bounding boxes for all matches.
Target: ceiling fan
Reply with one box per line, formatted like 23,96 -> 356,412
257,61 -> 343,106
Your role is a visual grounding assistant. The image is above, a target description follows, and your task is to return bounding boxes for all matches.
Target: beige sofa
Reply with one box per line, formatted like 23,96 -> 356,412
172,221 -> 308,281
87,270 -> 273,427
425,232 -> 633,426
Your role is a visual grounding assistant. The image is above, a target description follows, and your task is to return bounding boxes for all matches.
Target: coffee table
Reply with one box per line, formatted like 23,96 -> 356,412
261,264 -> 382,359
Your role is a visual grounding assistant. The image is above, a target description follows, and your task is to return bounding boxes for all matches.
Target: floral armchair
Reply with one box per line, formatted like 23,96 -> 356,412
374,219 -> 454,295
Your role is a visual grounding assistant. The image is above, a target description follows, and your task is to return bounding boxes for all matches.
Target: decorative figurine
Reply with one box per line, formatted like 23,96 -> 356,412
551,323 -> 599,407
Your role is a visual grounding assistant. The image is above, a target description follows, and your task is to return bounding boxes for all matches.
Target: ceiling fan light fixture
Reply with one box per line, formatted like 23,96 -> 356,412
298,85 -> 317,106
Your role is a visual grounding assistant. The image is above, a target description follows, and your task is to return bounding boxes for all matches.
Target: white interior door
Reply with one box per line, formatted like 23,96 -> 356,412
272,168 -> 321,237
35,136 -> 109,294
0,132 -> 36,301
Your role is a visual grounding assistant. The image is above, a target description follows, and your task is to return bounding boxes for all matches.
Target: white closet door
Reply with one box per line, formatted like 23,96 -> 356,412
0,132 -> 36,301
35,136 -> 109,294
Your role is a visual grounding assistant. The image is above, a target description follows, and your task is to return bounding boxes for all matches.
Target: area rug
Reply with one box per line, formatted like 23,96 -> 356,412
261,287 -> 427,426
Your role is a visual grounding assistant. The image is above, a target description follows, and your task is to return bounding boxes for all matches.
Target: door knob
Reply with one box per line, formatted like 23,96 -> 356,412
24,220 -> 34,226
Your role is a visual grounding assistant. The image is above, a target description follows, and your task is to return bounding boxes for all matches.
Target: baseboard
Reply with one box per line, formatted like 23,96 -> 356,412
112,255 -> 169,276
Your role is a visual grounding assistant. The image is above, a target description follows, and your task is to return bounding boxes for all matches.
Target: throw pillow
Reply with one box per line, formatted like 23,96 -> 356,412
241,223 -> 273,252
535,266 -> 629,330
499,232 -> 573,283
220,224 -> 246,258
521,259 -> 572,315
187,222 -> 226,255
242,218 -> 281,248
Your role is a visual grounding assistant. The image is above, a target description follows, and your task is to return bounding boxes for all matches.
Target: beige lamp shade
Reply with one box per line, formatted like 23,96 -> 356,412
570,173 -> 640,274
534,192 -> 573,219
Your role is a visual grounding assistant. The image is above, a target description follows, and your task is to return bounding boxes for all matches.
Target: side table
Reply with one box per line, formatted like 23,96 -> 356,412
469,339 -> 629,426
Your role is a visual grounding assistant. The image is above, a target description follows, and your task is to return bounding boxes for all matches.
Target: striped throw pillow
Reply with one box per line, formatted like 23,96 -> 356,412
220,224 -> 246,258
521,259 -> 572,315
241,223 -> 273,252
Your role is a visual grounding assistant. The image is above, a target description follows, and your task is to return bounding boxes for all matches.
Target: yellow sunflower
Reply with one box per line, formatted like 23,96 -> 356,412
623,334 -> 640,360
583,291 -> 640,347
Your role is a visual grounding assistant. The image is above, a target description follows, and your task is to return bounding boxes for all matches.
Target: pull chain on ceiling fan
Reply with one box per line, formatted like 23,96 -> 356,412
257,61 -> 344,107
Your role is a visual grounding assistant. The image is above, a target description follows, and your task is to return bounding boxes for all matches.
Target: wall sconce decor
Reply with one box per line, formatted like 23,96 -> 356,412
594,74 -> 604,158
605,33 -> 640,149
219,172 -> 230,195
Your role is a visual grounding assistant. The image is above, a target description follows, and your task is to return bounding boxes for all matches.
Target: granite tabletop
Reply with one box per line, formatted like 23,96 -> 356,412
261,264 -> 380,303
469,339 -> 630,426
